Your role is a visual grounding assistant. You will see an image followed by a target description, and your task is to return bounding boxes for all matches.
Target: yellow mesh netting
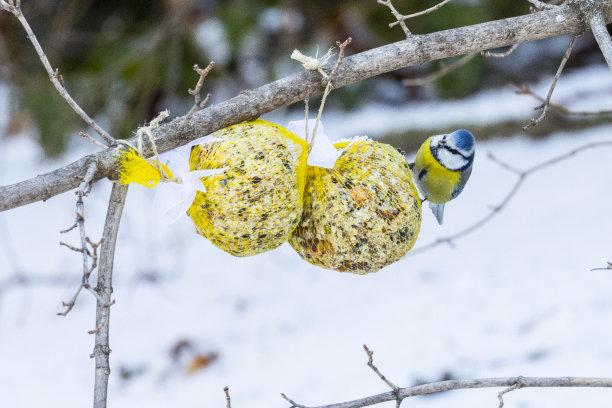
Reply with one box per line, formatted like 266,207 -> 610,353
187,119 -> 308,257
289,140 -> 422,274
117,149 -> 174,187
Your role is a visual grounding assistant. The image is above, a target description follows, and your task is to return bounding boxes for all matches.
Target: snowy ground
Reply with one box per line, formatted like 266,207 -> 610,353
1,66 -> 612,408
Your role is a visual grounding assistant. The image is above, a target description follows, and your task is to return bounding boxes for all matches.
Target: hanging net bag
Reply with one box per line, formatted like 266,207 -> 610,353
187,119 -> 308,256
288,129 -> 422,274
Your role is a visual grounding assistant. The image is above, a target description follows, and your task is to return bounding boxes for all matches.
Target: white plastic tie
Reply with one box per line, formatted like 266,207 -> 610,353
288,119 -> 353,169
153,135 -> 227,224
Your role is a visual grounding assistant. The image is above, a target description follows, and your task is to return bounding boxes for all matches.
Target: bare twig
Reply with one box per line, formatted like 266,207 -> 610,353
591,261 -> 612,271
330,38 -> 352,77
92,183 -> 128,408
589,11 -> 612,70
0,1 -> 114,145
409,141 -> 612,255
513,84 -> 612,116
80,132 -> 107,149
377,0 -> 453,37
481,44 -> 520,58
363,345 -> 401,408
392,0 -> 453,24
183,61 -> 215,123
377,0 -> 412,37
57,237 -> 103,316
363,345 -> 400,393
282,393 -> 305,408
498,376 -> 523,407
224,386 -> 232,408
523,35 -> 577,130
402,53 -> 477,86
88,317 -> 105,335
527,0 -> 558,10
281,376 -> 612,408
58,162 -> 101,316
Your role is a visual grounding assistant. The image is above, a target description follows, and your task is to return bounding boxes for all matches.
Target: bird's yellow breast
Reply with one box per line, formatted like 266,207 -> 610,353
414,137 -> 461,204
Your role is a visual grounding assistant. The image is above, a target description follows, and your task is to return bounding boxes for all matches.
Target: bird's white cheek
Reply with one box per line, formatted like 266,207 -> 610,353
437,149 -> 469,170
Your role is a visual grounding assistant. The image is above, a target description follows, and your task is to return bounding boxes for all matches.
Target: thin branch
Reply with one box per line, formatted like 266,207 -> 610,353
363,345 -> 399,393
393,0 -> 453,24
1,4 -> 609,212
330,38 -> 352,77
377,0 -> 412,37
527,0 -> 558,10
92,183 -> 128,408
409,141 -> 612,255
0,1 -> 115,145
481,43 -> 520,58
224,386 -> 232,408
377,0 -> 453,37
283,376 -> 612,408
57,162 -> 100,317
402,53 -> 477,86
591,261 -> 612,271
80,132 -> 108,149
497,376 -> 523,408
523,35 -> 577,130
282,393 -> 305,408
363,345 -> 401,408
590,11 -> 612,70
183,61 -> 215,124
513,84 -> 612,116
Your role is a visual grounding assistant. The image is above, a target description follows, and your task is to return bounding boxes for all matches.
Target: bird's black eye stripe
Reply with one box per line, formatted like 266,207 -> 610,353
441,144 -> 472,160
418,168 -> 427,180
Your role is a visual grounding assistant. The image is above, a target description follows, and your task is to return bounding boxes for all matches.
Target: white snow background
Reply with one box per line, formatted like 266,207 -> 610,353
1,65 -> 612,408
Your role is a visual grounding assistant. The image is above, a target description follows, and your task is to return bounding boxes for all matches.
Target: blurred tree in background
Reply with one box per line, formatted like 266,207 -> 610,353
0,0 -> 606,156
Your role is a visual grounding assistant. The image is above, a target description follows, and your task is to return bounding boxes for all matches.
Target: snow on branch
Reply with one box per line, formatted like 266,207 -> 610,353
1,3 -> 610,212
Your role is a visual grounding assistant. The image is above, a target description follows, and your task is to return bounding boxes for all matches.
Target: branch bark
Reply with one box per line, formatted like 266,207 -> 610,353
1,3 -> 610,212
589,11 -> 612,69
92,183 -> 128,408
290,376 -> 612,408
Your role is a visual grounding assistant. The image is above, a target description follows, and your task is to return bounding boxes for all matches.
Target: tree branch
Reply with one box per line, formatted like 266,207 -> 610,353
284,376 -> 612,408
92,183 -> 128,408
513,84 -> 612,116
589,11 -> 612,70
1,3 -> 608,212
224,386 -> 232,408
183,61 -> 215,124
523,35 -> 577,130
58,162 -> 99,316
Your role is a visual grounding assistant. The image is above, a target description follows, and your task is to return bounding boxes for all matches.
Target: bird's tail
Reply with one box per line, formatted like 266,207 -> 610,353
429,202 -> 445,225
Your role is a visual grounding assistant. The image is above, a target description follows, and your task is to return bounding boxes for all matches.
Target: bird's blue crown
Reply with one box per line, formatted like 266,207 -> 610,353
451,129 -> 475,152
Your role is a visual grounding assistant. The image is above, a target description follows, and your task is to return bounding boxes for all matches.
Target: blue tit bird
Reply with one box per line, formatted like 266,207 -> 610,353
410,129 -> 475,225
